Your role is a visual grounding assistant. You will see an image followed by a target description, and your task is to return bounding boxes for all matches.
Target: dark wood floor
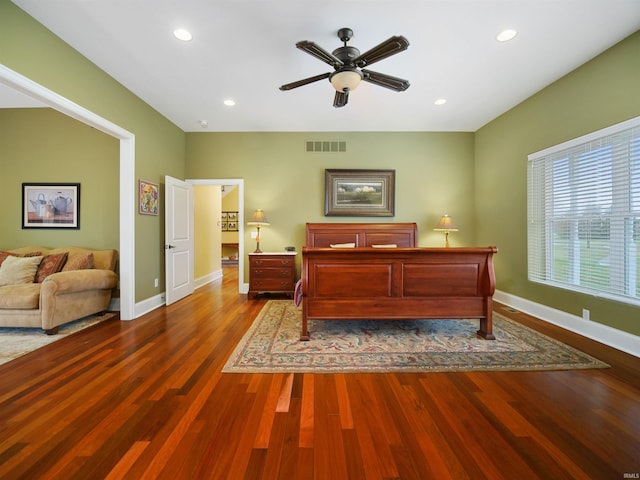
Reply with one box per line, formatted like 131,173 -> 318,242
1,266 -> 639,479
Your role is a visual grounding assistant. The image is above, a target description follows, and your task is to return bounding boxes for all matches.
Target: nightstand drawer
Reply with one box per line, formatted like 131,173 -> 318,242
251,267 -> 292,278
250,278 -> 294,291
248,252 -> 297,299
250,257 -> 294,267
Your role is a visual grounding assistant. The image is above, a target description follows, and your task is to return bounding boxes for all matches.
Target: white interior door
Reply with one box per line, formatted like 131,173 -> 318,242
165,175 -> 194,305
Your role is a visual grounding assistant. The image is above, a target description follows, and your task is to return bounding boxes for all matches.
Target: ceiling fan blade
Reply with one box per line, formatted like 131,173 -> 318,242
362,70 -> 410,92
353,36 -> 409,68
279,72 -> 331,91
333,90 -> 349,108
296,41 -> 344,67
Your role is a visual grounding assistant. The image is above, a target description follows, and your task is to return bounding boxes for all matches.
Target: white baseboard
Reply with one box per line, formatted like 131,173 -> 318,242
132,292 -> 164,319
494,290 -> 640,358
129,269 -> 225,320
195,269 -> 223,290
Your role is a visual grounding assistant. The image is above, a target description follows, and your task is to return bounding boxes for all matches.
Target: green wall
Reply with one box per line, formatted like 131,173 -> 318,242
0,108 -> 119,249
475,30 -> 640,335
0,0 -> 186,301
186,131 -> 476,278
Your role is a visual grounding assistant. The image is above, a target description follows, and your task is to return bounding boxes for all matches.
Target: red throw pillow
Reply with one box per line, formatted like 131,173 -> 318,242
35,252 -> 69,283
0,251 -> 42,267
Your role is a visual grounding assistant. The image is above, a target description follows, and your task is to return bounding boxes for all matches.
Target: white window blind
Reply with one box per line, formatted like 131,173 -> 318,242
528,116 -> 640,306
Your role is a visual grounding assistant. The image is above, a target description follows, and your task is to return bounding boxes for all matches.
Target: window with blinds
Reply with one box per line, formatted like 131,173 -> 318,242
527,116 -> 640,306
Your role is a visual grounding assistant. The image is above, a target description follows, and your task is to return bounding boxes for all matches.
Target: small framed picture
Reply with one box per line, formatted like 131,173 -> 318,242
139,180 -> 159,216
22,183 -> 80,229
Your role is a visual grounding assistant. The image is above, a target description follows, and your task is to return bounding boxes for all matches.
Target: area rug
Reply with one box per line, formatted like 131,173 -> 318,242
223,301 -> 608,373
0,312 -> 116,366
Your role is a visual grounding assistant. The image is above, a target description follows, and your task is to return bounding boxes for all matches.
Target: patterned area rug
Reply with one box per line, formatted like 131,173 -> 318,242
223,301 -> 608,373
0,312 -> 116,366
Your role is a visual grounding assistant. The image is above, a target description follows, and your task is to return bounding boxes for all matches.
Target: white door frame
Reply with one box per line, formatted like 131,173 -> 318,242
188,178 -> 246,294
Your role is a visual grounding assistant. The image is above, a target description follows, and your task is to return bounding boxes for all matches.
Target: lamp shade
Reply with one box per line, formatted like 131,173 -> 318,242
247,209 -> 269,226
434,214 -> 458,232
329,69 -> 363,92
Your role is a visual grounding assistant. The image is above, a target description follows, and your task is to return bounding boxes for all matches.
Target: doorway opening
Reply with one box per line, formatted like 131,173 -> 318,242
0,64 -> 136,319
221,185 -> 240,267
188,178 -> 246,294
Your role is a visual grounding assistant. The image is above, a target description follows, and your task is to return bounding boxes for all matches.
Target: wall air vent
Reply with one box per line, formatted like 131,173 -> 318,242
305,141 -> 347,153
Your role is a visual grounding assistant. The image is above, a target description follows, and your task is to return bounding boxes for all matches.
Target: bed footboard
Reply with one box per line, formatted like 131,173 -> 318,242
301,246 -> 497,340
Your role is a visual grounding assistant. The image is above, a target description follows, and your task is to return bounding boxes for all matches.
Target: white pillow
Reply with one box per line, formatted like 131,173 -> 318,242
0,255 -> 43,286
330,243 -> 355,248
372,244 -> 397,248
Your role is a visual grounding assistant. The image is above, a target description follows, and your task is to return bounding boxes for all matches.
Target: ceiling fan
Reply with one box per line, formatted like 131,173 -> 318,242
279,28 -> 410,108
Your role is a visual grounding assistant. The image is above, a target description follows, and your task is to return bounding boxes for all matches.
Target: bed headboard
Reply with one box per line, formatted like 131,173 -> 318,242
305,223 -> 418,247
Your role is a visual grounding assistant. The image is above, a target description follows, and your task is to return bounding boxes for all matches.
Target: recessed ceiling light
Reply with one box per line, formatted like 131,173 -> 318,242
496,29 -> 517,42
223,99 -> 236,107
173,28 -> 193,42
434,98 -> 447,106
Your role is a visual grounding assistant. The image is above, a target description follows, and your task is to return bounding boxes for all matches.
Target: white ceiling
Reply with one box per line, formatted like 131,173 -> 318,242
9,0 -> 640,132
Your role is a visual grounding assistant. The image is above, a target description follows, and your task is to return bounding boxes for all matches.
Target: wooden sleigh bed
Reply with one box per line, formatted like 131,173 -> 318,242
300,223 -> 498,341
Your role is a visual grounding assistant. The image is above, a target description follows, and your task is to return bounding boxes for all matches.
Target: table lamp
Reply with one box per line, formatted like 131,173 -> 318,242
434,214 -> 458,247
247,209 -> 270,253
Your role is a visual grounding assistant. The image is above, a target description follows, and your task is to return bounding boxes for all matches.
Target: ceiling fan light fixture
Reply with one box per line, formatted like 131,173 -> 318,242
330,69 -> 363,92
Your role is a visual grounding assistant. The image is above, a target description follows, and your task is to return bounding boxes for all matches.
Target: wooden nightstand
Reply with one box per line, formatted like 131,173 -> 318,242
248,252 -> 297,299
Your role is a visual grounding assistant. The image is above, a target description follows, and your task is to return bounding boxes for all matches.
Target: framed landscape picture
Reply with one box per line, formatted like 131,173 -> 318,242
325,169 -> 395,216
